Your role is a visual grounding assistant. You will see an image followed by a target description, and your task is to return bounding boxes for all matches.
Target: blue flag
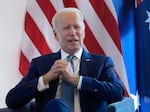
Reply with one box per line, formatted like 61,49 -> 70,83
113,0 -> 143,111
113,0 -> 137,97
135,0 -> 150,111
110,0 -> 150,111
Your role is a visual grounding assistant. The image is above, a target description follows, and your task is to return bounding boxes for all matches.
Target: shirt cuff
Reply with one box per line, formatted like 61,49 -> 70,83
77,76 -> 82,89
37,76 -> 49,91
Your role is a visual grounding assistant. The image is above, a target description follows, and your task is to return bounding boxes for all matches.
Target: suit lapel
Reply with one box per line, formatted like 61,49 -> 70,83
52,50 -> 61,60
52,50 -> 93,76
79,50 -> 93,76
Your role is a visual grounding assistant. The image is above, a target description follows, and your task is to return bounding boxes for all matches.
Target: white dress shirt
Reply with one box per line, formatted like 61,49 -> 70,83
37,48 -> 83,91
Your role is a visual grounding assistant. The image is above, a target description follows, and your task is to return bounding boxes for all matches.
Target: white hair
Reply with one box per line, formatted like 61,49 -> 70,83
52,7 -> 84,30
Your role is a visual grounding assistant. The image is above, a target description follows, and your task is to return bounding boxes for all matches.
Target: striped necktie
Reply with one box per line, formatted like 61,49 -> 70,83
59,55 -> 75,112
68,55 -> 81,112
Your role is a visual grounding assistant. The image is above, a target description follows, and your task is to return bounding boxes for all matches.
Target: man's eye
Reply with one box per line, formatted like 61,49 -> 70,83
74,26 -> 81,29
63,26 -> 70,29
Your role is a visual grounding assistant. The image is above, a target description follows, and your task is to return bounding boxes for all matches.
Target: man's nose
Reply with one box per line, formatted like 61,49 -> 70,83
69,27 -> 76,34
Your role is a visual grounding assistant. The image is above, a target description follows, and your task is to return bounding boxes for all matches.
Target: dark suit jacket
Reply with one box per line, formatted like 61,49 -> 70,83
6,49 -> 124,112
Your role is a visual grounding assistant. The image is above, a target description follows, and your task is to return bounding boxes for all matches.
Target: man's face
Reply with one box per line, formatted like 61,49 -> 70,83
54,12 -> 85,54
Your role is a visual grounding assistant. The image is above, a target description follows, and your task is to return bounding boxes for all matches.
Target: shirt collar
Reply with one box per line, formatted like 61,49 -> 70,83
61,48 -> 83,60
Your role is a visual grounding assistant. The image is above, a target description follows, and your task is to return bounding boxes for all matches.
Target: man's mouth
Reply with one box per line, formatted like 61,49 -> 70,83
68,39 -> 78,42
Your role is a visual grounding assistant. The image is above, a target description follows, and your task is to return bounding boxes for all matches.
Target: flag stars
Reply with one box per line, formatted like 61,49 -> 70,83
130,91 -> 140,111
145,10 -> 150,30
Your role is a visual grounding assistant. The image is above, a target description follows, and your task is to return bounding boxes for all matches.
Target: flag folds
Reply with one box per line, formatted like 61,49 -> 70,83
135,0 -> 150,111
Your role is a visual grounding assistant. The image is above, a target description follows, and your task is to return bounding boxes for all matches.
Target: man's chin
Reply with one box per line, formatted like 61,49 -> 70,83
68,48 -> 80,53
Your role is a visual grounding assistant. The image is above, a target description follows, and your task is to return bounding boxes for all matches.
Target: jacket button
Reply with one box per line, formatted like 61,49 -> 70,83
94,89 -> 98,92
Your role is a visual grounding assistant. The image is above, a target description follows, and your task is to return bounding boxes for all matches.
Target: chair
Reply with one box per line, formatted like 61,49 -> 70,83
105,97 -> 134,112
0,101 -> 36,112
0,97 -> 134,112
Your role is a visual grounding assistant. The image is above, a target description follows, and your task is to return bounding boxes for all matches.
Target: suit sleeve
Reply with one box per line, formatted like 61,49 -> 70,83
6,59 -> 41,109
80,57 -> 124,103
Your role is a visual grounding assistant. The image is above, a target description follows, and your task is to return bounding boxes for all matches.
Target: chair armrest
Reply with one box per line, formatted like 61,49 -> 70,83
0,100 -> 36,112
0,108 -> 23,112
105,97 -> 134,112
1,98 -> 134,112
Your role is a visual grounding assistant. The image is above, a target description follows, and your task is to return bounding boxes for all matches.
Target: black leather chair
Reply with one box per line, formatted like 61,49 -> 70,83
0,97 -> 134,112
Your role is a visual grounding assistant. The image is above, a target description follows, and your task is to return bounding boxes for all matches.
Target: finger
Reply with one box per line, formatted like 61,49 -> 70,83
52,61 -> 68,69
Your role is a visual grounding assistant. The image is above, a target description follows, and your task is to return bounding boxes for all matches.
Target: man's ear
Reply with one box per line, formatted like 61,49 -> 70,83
53,30 -> 56,36
53,30 -> 58,41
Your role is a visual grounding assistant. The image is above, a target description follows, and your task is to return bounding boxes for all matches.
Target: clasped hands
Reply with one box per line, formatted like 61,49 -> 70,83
43,59 -> 79,86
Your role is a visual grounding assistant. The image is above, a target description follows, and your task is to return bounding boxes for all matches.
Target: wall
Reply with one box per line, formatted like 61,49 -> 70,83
0,0 -> 27,108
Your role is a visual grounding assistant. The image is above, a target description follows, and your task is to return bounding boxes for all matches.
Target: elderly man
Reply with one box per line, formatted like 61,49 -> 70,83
6,7 -> 124,112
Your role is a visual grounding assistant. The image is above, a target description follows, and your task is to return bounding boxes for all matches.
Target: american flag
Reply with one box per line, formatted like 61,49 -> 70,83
19,0 -> 129,96
135,0 -> 143,7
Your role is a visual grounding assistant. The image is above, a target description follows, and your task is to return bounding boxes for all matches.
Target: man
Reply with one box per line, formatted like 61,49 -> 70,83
6,8 -> 124,112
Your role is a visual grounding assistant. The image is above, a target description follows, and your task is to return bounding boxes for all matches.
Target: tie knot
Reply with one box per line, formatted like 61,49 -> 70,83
67,55 -> 74,62
67,55 -> 75,72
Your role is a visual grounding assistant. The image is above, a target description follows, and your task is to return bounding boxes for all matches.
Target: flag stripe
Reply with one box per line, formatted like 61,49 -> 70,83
84,22 -> 105,54
135,0 -> 143,7
22,32 -> 41,61
63,0 -> 75,7
90,0 -> 122,53
37,0 -> 55,26
25,12 -> 51,55
27,0 -> 60,52
19,52 -> 30,76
